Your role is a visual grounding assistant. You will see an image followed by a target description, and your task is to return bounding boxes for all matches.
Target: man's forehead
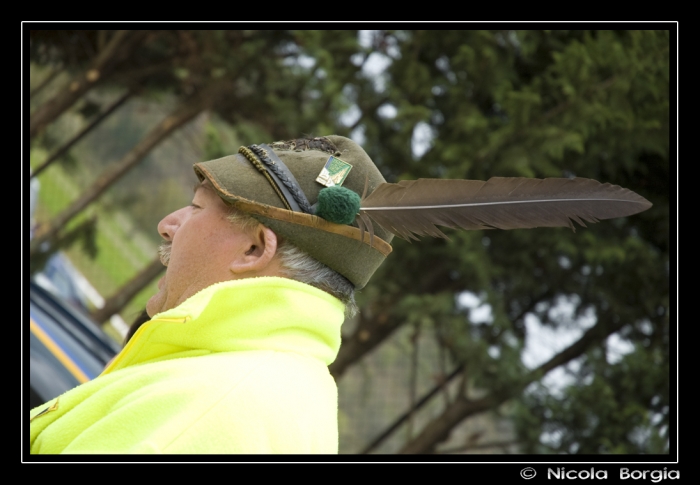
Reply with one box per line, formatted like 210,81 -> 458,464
192,180 -> 215,194
193,180 -> 234,211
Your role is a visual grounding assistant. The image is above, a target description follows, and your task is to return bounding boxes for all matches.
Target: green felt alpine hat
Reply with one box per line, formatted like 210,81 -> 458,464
193,135 -> 393,289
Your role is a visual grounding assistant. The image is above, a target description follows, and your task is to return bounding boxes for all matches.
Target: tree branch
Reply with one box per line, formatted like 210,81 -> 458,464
90,256 -> 165,324
330,263 -> 457,380
29,88 -> 209,259
438,438 -> 520,454
108,59 -> 181,86
31,89 -> 134,179
29,30 -> 145,140
407,323 -> 421,439
398,315 -> 625,454
329,309 -> 403,380
361,364 -> 465,454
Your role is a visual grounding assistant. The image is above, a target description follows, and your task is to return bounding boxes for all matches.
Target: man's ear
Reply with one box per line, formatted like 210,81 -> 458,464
229,225 -> 279,276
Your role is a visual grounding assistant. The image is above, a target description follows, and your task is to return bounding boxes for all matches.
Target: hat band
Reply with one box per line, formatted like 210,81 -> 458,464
238,145 -> 293,211
238,144 -> 314,214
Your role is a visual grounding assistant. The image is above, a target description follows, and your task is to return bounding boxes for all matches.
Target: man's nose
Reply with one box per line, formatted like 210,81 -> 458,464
157,208 -> 185,240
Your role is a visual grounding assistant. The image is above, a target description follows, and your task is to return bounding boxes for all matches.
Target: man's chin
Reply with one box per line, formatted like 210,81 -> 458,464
146,291 -> 164,318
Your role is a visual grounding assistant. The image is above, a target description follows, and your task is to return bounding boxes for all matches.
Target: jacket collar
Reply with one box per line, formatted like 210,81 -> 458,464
102,277 -> 344,375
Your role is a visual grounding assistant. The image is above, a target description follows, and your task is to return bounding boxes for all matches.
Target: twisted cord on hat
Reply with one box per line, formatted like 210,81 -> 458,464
249,144 -> 314,214
238,146 -> 294,211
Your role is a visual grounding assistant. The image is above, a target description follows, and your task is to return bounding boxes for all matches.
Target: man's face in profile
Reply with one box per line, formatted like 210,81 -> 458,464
146,182 -> 255,317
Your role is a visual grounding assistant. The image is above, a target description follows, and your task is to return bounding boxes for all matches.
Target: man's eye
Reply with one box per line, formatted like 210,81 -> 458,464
191,203 -> 202,209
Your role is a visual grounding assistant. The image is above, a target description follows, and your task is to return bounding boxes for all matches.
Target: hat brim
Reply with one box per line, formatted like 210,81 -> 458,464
194,162 -> 391,289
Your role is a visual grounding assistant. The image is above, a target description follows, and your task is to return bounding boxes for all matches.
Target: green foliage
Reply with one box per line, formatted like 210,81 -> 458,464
516,339 -> 669,454
202,121 -> 227,161
347,29 -> 669,453
29,217 -> 98,276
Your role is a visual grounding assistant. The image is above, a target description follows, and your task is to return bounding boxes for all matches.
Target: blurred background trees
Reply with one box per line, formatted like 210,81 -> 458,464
27,29 -> 671,454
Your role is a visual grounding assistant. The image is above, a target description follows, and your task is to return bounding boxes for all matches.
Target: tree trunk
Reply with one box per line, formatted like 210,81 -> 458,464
29,30 -> 144,140
90,256 -> 164,324
31,89 -> 134,179
30,92 -> 207,258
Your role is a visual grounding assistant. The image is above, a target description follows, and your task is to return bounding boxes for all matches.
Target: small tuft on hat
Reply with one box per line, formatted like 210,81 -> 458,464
314,186 -> 361,225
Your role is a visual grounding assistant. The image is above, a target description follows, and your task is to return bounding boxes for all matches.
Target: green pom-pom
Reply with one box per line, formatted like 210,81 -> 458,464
315,186 -> 361,225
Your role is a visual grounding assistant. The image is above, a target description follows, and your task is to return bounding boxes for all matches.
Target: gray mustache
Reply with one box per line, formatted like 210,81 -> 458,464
158,242 -> 172,266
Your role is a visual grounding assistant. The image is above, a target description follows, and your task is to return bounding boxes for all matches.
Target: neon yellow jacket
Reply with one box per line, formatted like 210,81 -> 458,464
30,277 -> 343,454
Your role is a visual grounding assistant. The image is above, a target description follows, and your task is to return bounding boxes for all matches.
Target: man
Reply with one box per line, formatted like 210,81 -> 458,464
29,135 -> 394,454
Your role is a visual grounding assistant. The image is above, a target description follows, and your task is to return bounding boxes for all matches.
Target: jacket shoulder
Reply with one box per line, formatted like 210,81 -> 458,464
161,350 -> 338,453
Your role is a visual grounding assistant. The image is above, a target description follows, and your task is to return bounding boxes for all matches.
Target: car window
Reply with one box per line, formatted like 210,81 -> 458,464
29,282 -> 119,409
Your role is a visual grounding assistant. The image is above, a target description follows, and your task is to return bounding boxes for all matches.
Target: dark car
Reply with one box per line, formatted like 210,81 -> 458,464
29,280 -> 121,410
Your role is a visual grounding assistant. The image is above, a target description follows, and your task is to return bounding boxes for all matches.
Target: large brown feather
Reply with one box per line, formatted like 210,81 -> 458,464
360,177 -> 652,240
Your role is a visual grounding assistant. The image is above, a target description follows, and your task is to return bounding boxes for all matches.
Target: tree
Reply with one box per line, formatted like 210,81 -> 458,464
336,29 -> 670,454
27,28 -> 671,454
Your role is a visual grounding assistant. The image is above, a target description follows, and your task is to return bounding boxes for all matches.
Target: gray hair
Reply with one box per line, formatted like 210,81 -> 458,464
227,211 -> 357,318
